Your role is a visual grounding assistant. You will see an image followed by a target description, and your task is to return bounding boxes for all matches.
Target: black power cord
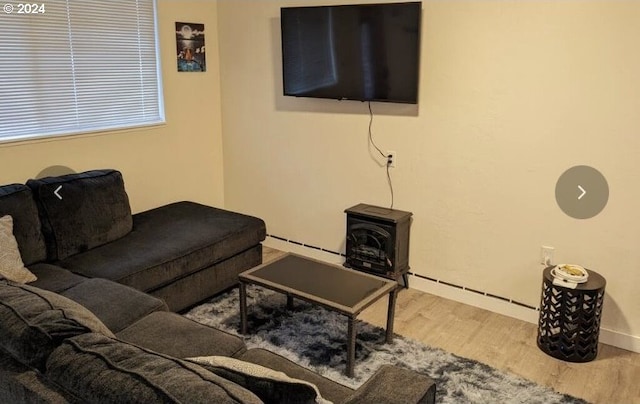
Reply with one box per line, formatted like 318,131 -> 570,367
368,102 -> 394,209
368,102 -> 387,159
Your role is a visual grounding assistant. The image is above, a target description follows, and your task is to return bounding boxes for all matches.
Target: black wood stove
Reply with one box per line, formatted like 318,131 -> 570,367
344,204 -> 412,287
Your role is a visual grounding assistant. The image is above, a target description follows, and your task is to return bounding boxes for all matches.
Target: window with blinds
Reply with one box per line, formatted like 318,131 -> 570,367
0,0 -> 164,143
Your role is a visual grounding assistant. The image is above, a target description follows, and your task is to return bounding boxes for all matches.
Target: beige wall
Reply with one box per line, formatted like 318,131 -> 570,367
0,0 -> 224,213
218,0 -> 640,348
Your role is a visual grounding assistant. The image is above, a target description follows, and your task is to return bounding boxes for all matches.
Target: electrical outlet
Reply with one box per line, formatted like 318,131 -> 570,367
541,246 -> 555,266
387,151 -> 396,168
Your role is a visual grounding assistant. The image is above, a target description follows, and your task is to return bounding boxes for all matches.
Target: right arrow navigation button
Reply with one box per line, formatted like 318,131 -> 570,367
577,185 -> 586,200
555,166 -> 608,219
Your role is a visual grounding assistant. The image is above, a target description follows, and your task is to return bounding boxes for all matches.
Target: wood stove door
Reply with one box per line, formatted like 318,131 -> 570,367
346,223 -> 393,273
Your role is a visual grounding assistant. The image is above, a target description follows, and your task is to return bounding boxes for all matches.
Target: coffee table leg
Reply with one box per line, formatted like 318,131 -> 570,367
386,287 -> 398,344
286,293 -> 294,310
239,282 -> 248,334
347,316 -> 356,378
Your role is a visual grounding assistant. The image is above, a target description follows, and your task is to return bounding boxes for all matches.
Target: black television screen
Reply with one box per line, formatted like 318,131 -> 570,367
281,2 -> 422,104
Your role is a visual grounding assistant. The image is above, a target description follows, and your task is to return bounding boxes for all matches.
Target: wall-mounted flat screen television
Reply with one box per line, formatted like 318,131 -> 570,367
281,2 -> 422,104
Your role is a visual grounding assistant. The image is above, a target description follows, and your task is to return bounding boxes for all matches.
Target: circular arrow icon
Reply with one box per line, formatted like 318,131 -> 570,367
555,166 -> 608,219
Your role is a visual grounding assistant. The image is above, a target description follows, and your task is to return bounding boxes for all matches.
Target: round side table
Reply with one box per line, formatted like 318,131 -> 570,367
537,266 -> 606,362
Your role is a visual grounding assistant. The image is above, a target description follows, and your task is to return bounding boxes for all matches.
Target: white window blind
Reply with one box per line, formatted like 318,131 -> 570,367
0,0 -> 164,143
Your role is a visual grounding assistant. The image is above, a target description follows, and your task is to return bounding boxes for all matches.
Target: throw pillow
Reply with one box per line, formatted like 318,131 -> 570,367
0,215 -> 37,283
0,184 -> 48,265
0,281 -> 115,371
187,355 -> 332,404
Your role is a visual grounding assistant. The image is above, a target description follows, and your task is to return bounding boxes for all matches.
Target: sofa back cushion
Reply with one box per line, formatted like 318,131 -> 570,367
0,281 -> 115,371
0,184 -> 47,265
27,169 -> 133,261
46,333 -> 263,404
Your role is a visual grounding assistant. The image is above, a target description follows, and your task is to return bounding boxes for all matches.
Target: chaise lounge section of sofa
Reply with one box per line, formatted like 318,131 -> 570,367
24,169 -> 266,312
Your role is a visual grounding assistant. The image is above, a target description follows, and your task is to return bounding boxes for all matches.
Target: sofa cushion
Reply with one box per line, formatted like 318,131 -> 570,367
0,281 -> 114,371
343,365 -> 436,404
0,184 -> 47,265
26,169 -> 133,261
117,311 -> 246,358
28,263 -> 87,293
58,201 -> 266,293
0,215 -> 37,283
188,355 -> 330,404
60,278 -> 169,333
46,333 -> 263,404
148,244 -> 263,312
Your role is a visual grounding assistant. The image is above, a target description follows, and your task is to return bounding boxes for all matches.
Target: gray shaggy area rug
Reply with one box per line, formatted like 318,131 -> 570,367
184,285 -> 587,404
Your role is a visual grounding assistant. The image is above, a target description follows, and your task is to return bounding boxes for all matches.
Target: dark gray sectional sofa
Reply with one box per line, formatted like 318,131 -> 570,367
0,169 -> 436,403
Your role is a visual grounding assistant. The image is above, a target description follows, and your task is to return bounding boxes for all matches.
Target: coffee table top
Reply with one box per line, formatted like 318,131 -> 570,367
240,253 -> 397,316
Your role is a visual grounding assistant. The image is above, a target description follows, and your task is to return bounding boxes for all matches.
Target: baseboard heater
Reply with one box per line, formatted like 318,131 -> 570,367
266,234 -> 539,312
266,234 -> 345,257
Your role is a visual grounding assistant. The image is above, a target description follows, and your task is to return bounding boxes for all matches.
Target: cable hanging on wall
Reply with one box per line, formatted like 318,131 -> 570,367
367,101 -> 394,209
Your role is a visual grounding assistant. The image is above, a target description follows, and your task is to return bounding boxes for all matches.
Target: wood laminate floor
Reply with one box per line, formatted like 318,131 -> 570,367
262,247 -> 640,404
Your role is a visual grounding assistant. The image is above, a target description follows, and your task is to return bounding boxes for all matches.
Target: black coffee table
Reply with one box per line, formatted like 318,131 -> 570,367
239,253 -> 399,377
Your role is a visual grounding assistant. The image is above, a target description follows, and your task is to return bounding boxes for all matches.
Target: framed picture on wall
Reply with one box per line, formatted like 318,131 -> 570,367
176,22 -> 206,72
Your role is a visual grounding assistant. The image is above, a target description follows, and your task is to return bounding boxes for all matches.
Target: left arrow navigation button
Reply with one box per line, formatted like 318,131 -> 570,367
54,185 -> 63,200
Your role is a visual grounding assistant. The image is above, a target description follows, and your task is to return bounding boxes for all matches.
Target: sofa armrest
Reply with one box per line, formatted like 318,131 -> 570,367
344,365 -> 436,404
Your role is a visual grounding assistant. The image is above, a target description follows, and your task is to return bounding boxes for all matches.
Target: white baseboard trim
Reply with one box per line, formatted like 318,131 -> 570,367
408,274 -> 640,354
407,274 -> 540,324
262,237 -> 640,354
599,328 -> 640,353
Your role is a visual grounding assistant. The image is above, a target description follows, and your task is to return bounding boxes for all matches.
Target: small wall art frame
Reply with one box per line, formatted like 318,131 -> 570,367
176,22 -> 206,72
